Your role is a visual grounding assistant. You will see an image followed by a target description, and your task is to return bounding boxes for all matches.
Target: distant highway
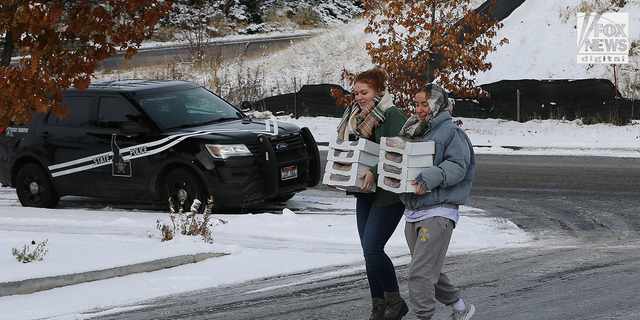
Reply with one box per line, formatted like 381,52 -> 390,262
7,34 -> 312,68
99,34 -> 313,70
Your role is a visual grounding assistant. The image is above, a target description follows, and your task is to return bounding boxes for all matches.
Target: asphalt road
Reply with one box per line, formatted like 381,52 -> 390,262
469,154 -> 640,237
98,35 -> 311,70
89,154 -> 640,319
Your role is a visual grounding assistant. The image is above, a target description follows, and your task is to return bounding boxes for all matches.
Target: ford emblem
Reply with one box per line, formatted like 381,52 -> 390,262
276,142 -> 288,150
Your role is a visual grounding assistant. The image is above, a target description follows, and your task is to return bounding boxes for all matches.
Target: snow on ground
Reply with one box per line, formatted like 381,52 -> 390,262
0,189 -> 527,320
2,0 -> 640,318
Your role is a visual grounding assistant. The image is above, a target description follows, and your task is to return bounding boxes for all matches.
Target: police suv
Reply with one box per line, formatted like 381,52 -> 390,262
0,79 -> 321,210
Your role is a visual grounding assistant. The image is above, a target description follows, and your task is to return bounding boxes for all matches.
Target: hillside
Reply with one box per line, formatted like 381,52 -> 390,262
96,0 -> 640,103
476,0 -> 639,100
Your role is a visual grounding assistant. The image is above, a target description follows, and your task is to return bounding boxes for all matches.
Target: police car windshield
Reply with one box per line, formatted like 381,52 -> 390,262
136,88 -> 243,130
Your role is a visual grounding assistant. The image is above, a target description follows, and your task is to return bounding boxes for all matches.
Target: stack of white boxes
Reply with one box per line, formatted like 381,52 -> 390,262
377,137 -> 435,193
322,136 -> 380,192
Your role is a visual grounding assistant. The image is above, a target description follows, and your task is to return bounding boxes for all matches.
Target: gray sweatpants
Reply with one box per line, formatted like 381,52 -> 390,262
404,216 -> 460,320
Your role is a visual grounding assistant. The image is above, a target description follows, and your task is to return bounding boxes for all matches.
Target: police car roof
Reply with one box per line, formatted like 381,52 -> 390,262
81,79 -> 201,95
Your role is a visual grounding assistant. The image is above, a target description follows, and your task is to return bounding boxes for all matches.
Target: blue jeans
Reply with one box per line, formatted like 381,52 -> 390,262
356,193 -> 405,298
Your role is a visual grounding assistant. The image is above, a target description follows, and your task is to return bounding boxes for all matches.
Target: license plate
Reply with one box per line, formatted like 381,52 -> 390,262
281,165 -> 298,180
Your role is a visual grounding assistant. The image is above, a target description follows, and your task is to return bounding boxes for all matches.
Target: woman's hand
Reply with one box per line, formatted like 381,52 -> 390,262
412,180 -> 426,194
359,171 -> 375,191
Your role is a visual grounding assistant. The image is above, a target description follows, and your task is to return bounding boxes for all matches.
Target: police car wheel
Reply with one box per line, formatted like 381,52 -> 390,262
164,168 -> 208,213
16,163 -> 60,208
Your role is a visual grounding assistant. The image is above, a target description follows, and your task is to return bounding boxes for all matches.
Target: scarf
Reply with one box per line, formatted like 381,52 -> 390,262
337,91 -> 392,140
399,84 -> 453,138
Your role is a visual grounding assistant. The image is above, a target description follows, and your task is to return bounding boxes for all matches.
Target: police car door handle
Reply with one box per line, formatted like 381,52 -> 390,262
41,132 -> 52,139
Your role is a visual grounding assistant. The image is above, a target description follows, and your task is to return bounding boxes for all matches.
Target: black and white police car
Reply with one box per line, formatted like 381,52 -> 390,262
0,79 -> 321,210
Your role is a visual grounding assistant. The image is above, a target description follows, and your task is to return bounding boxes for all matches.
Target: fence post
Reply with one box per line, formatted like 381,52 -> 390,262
613,65 -> 620,126
294,77 -> 297,119
517,89 -> 521,122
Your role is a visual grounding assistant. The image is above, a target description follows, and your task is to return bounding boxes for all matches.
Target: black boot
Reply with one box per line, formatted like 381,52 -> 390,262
369,298 -> 386,320
382,290 -> 409,320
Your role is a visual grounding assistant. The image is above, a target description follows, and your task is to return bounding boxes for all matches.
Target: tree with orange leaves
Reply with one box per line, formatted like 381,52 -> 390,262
0,0 -> 172,128
334,0 -> 507,114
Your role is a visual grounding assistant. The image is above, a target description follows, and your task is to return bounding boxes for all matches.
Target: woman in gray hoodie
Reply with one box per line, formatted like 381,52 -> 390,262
398,84 -> 476,320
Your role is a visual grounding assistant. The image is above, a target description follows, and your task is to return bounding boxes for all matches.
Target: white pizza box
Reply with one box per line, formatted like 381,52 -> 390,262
377,162 -> 427,181
327,148 -> 379,167
323,161 -> 375,192
325,160 -> 372,176
380,137 -> 435,155
328,136 -> 380,155
380,150 -> 433,168
326,183 -> 376,193
377,175 -> 418,193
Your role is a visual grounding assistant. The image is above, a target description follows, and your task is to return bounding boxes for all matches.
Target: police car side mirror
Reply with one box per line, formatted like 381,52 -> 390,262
240,100 -> 252,112
120,121 -> 149,135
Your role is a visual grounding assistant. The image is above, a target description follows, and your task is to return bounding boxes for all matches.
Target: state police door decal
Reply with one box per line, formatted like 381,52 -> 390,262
111,134 -> 132,177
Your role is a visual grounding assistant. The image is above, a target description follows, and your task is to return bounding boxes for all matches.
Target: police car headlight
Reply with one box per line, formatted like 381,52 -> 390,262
205,144 -> 252,159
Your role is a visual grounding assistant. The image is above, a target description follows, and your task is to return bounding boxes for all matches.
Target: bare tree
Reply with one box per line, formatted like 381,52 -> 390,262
0,0 -> 172,127
334,0 -> 507,113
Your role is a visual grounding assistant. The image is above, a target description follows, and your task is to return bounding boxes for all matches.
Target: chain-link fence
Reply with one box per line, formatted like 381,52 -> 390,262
252,84 -> 346,118
452,79 -> 638,124
252,79 -> 639,124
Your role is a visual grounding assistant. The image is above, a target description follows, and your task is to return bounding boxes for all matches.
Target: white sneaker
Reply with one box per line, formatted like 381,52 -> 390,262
450,302 -> 475,320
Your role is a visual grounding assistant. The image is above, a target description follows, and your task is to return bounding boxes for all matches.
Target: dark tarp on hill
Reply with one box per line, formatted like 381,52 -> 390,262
252,80 -> 639,124
452,79 -> 639,124
475,0 -> 526,21
252,84 -> 347,118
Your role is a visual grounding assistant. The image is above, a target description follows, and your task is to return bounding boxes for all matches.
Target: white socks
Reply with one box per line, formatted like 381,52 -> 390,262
452,298 -> 466,311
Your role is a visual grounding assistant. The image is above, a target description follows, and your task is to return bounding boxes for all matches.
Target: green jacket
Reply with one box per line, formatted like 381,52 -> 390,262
368,106 -> 408,207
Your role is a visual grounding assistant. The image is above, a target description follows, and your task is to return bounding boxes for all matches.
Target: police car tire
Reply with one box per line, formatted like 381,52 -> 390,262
163,167 -> 208,213
16,163 -> 60,208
